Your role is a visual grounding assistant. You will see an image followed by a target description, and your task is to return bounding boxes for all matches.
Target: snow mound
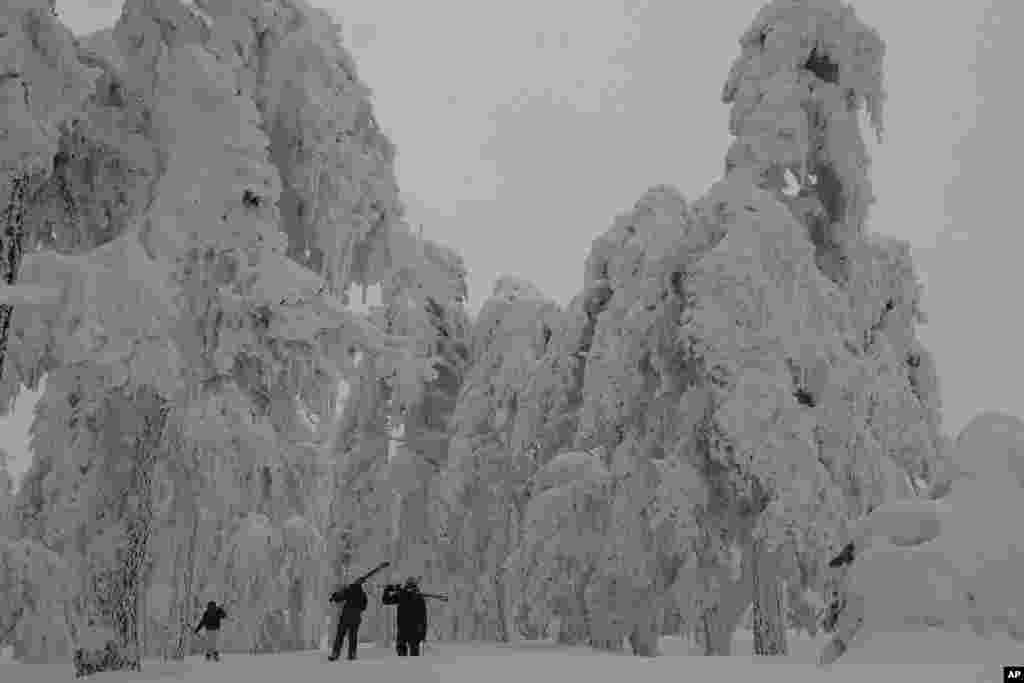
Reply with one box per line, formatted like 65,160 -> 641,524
829,410 -> 1024,664
851,498 -> 950,549
952,411 -> 1024,487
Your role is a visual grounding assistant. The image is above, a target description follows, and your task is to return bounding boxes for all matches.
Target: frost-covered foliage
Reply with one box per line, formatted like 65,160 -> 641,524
0,0 -> 97,176
203,512 -> 327,653
819,412 -> 1024,666
327,228 -> 470,644
670,0 -> 937,656
194,0 -> 404,296
435,278 -> 560,641
722,0 -> 884,284
14,382 -> 169,670
323,233 -> 468,626
508,450 -> 612,644
1,0 -> 99,386
0,536 -> 74,662
0,0 -> 949,665
1,0 -> 454,665
437,0 -> 941,659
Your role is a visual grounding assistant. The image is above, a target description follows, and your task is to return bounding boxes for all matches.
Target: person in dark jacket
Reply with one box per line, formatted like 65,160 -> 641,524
382,577 -> 428,656
194,601 -> 228,661
829,541 -> 857,568
327,579 -> 369,661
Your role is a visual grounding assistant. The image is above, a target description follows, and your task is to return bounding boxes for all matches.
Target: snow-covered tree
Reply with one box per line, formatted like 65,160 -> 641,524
507,449 -> 612,644
0,0 -> 97,381
379,234 -> 468,615
437,278 -> 560,641
320,229 -> 469,646
499,0 -> 941,659
0,535 -> 75,662
665,0 -> 939,656
1,0 -> 447,668
1,0 -> 951,668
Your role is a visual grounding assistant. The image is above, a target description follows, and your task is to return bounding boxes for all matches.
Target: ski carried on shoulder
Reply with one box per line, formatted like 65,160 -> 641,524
354,561 -> 391,584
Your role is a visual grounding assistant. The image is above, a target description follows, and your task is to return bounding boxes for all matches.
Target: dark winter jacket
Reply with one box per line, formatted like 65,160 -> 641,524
382,586 -> 427,639
330,582 -> 369,625
829,541 -> 857,568
195,604 -> 227,633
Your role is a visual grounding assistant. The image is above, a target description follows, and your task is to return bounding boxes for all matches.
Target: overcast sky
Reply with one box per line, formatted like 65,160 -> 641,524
1,0 -> 1018,485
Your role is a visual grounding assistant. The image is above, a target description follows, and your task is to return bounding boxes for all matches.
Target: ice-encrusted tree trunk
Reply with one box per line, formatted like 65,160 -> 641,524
105,387 -> 168,670
750,539 -> 786,655
10,371 -> 174,669
0,175 -> 31,376
166,442 -> 202,660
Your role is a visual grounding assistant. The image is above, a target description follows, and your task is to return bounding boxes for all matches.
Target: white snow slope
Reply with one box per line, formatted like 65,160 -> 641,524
2,630 -> 1020,683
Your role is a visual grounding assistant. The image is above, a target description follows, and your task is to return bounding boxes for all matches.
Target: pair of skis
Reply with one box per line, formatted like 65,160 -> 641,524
352,561 -> 392,585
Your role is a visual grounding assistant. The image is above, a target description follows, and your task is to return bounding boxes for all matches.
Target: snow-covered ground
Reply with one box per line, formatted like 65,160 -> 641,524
2,629 -> 1018,682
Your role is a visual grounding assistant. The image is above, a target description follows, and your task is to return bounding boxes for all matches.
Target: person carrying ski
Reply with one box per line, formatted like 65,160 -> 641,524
382,577 -> 431,656
327,562 -> 389,661
194,601 -> 228,661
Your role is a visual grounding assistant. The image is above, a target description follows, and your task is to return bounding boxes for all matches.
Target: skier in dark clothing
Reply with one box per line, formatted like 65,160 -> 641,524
382,577 -> 430,656
326,562 -> 389,661
328,580 -> 368,661
194,601 -> 228,661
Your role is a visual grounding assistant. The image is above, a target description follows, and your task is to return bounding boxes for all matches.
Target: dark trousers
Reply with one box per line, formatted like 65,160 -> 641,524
396,632 -> 422,656
331,620 -> 360,660
199,628 -> 220,659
